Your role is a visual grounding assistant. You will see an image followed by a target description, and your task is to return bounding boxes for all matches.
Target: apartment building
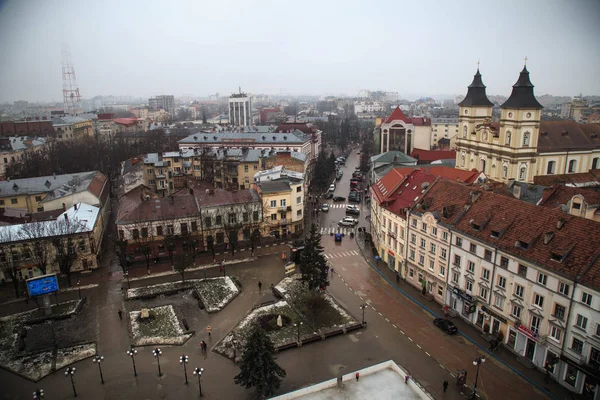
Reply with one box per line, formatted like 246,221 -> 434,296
409,178 -> 600,396
254,175 -> 304,238
228,92 -> 253,127
0,136 -> 48,178
51,115 -> 94,140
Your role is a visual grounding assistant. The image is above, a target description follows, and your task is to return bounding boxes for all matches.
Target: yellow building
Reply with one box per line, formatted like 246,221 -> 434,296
52,115 -> 94,140
254,176 -> 304,238
455,67 -> 600,183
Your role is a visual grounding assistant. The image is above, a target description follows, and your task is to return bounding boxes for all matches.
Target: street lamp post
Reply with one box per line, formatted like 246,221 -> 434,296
360,304 -> 367,325
180,354 -> 189,384
294,322 -> 302,342
32,389 -> 44,399
124,271 -> 130,289
193,367 -> 204,397
76,279 -> 81,299
127,346 -> 138,377
65,366 -> 77,397
153,348 -> 163,376
93,355 -> 105,384
472,356 -> 485,399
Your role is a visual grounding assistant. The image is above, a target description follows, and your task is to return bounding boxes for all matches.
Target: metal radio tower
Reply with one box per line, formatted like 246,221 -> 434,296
62,44 -> 82,115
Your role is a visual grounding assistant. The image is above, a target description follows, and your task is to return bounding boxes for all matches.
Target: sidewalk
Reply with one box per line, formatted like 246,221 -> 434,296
354,234 -> 577,400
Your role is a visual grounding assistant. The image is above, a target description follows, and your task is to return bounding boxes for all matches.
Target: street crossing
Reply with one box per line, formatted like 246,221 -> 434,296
324,250 -> 360,259
319,227 -> 356,235
322,203 -> 362,209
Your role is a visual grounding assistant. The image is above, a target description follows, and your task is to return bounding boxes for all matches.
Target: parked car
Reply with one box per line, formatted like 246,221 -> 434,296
329,184 -> 336,192
321,204 -> 330,212
348,195 -> 361,203
335,174 -> 342,181
433,318 -> 458,335
325,192 -> 334,199
333,196 -> 346,202
338,217 -> 358,227
346,205 -> 360,215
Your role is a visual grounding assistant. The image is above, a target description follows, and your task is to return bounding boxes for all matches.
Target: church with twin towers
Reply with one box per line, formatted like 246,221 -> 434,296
455,62 -> 600,183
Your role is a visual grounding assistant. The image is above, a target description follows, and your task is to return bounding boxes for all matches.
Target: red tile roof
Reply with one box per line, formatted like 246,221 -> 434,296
114,118 -> 138,127
371,168 -> 407,203
416,180 -> 600,290
388,166 -> 482,184
410,148 -> 457,163
384,107 -> 411,124
538,184 -> 600,210
379,170 -> 437,215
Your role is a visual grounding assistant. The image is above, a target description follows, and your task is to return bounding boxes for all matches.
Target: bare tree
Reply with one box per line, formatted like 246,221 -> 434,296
18,222 -> 51,275
0,230 -> 21,298
49,216 -> 87,287
132,220 -> 154,273
173,253 -> 194,282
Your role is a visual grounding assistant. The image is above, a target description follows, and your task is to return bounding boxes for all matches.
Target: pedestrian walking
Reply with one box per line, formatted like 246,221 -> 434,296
258,281 -> 262,291
405,375 -> 410,384
281,252 -> 287,263
355,372 -> 360,381
118,310 -> 123,320
396,273 -> 400,284
443,380 -> 448,392
207,326 -> 212,337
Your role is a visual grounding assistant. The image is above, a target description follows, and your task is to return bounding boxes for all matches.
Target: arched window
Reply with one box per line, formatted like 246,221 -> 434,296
519,166 -> 527,181
523,132 -> 530,147
547,161 -> 556,174
506,131 -> 512,145
592,157 -> 599,170
503,165 -> 508,178
463,126 -> 467,138
461,154 -> 465,167
568,159 -> 577,173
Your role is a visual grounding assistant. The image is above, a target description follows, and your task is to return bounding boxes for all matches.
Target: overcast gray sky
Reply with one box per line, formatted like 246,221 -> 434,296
0,0 -> 599,102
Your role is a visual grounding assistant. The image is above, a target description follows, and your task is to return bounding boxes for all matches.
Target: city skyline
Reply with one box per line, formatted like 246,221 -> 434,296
0,0 -> 599,102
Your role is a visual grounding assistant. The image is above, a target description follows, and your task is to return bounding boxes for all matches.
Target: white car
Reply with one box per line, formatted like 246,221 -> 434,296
321,204 -> 330,212
329,184 -> 336,192
338,217 -> 358,227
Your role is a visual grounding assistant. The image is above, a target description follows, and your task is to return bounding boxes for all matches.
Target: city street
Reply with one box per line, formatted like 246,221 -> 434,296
0,151 -> 572,400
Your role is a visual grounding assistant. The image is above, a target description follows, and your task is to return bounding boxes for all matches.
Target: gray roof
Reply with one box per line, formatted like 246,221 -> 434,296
144,148 -> 264,164
179,130 -> 310,145
0,136 -> 47,152
257,178 -> 296,194
51,115 -> 94,126
370,151 -> 417,164
0,171 -> 98,198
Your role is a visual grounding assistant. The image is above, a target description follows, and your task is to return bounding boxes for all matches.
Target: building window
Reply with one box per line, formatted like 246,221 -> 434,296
553,304 -> 565,320
167,225 -> 174,235
515,284 -> 524,298
411,219 -> 417,227
296,196 -> 302,204
568,159 -> 577,173
132,229 -> 140,240
484,249 -> 492,261
156,226 -> 163,236
497,276 -> 506,289
482,269 -> 490,281
442,232 -> 448,241
452,272 -> 459,283
592,157 -> 600,170
297,210 -> 302,217
409,249 -> 415,260
582,292 -> 593,306
549,326 -> 562,342
437,286 -> 443,296
466,280 -> 473,292
571,338 -> 584,355
546,161 -> 556,174
141,227 -> 149,238
503,165 -> 508,178
422,222 -> 427,232
506,131 -> 512,145
534,293 -> 544,309
441,248 -> 447,260
453,255 -> 461,267
191,221 -> 198,232
35,195 -> 42,202
576,314 -> 588,330
512,304 -> 522,319
480,287 -> 488,299
519,166 -> 527,181
440,266 -> 446,277
537,273 -> 547,286
420,238 -> 426,249
11,198 -> 17,205
518,264 -> 527,277
410,234 -> 416,244
270,213 -> 277,221
467,261 -> 475,273
430,243 -> 436,254
469,243 -> 477,253
270,200 -> 277,208
522,132 -> 530,147
429,260 -> 435,271
418,254 -> 425,266
463,126 -> 467,138
531,315 -> 541,335
500,256 -> 509,269
431,227 -> 437,236
244,165 -> 249,172
558,282 -> 570,296
280,199 -> 286,207
455,237 -> 463,247
204,217 -> 212,228
494,295 -> 504,310
215,215 -> 222,225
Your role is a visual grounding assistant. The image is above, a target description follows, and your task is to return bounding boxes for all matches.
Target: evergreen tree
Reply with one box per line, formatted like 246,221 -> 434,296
234,325 -> 286,398
299,224 -> 329,291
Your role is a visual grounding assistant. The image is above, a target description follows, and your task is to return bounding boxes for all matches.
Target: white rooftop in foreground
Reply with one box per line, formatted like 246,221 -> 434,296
271,360 -> 433,400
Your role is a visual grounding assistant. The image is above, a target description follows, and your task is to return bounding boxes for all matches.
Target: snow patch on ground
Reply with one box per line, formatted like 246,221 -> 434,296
128,257 -> 257,282
5,351 -> 54,382
323,294 -> 354,326
126,280 -> 195,300
129,305 -> 192,346
196,277 -> 240,313
55,343 -> 97,370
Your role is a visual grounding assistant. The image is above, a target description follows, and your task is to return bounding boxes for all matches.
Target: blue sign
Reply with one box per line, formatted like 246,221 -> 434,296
26,274 -> 59,297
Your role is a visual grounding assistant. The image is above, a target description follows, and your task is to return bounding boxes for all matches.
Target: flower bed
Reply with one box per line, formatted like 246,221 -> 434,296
126,281 -> 196,300
195,277 -> 240,313
55,343 -> 97,370
129,305 -> 192,346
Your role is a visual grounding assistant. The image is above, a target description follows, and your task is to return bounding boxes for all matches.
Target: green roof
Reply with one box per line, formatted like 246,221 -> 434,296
370,151 -> 417,164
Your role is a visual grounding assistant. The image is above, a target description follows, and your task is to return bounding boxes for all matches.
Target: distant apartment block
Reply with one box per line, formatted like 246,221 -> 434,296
148,95 -> 175,115
229,92 -> 253,127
